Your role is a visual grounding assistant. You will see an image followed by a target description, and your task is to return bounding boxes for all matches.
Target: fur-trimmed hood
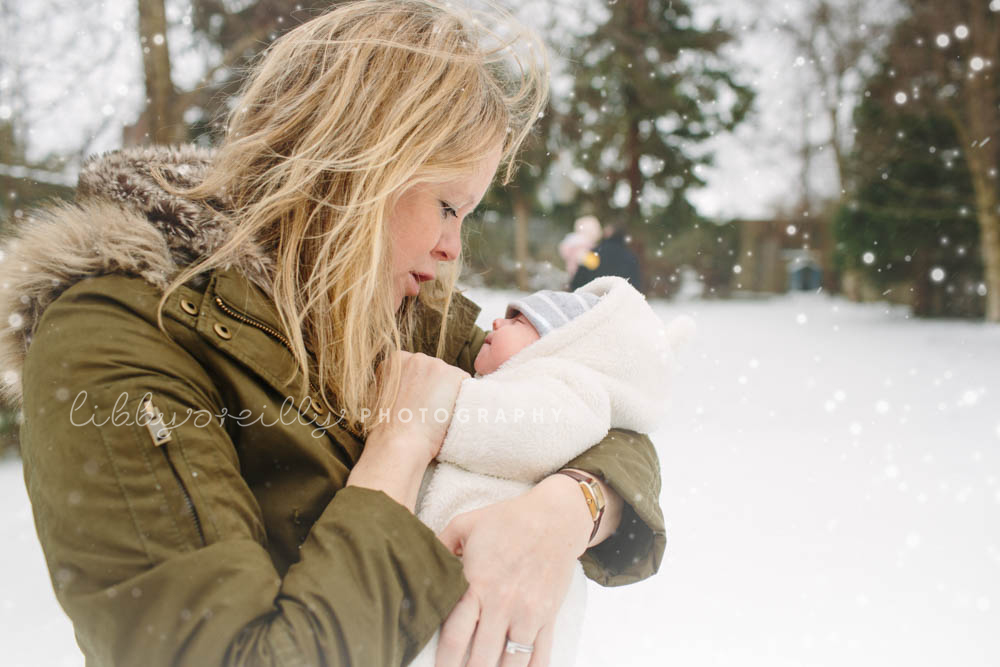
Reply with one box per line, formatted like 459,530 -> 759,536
0,145 -> 275,404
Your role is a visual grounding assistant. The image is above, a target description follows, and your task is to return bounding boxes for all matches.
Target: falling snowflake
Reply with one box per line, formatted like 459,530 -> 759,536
970,57 -> 985,72
930,267 -> 946,283
954,25 -> 969,40
936,34 -> 950,48
959,389 -> 980,406
894,92 -> 907,105
862,251 -> 876,265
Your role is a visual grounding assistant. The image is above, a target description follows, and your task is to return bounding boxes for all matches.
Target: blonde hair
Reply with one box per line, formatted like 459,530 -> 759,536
155,0 -> 548,433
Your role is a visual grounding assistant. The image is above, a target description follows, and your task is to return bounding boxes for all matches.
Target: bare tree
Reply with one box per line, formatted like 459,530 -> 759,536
768,0 -> 901,206
128,1 -> 322,146
137,0 -> 185,144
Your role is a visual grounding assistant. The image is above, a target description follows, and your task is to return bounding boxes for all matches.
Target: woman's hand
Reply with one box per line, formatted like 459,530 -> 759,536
373,350 -> 471,462
347,351 -> 469,511
433,474 -> 597,667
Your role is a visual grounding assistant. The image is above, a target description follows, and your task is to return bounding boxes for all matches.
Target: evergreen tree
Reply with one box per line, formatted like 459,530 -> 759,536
560,0 -> 752,237
835,63 -> 982,318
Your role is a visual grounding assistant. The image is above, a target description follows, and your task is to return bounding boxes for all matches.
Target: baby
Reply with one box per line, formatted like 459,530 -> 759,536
410,276 -> 693,667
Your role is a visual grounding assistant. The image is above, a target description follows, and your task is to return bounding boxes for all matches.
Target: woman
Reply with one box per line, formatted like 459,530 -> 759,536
0,1 -> 665,665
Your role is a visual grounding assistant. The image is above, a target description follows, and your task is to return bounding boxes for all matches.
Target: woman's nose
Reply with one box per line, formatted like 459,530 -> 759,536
432,220 -> 462,262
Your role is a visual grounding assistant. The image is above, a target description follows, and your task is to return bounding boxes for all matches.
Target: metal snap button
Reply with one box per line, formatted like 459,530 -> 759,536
180,298 -> 199,316
213,323 -> 232,340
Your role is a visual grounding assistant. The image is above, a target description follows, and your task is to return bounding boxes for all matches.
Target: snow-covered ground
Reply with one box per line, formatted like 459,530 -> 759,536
2,291 -> 998,666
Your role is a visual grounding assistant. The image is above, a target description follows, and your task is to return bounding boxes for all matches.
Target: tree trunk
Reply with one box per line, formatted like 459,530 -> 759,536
953,54 -> 1000,322
511,190 -> 531,291
624,86 -> 642,223
137,0 -> 185,145
967,157 -> 1000,321
623,0 -> 647,223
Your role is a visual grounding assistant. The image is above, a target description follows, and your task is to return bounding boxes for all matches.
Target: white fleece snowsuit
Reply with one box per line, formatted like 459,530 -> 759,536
410,276 -> 688,667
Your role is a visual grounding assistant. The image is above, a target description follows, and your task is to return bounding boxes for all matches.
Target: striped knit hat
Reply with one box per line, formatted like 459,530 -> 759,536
505,289 -> 601,337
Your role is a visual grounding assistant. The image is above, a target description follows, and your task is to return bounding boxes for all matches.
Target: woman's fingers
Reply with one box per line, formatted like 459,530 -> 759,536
435,590 -> 480,667
464,608 -> 510,667
523,623 -> 553,667
497,615 -> 543,667
436,520 -> 463,556
373,351 -> 470,460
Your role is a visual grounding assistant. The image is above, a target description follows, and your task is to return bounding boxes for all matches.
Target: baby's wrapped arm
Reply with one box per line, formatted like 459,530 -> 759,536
436,358 -> 611,482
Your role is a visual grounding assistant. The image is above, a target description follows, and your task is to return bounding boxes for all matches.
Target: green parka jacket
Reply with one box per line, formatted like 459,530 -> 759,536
0,146 -> 666,666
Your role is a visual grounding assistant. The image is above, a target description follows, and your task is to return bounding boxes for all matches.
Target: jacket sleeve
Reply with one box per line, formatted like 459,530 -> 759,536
19,285 -> 468,667
445,293 -> 667,588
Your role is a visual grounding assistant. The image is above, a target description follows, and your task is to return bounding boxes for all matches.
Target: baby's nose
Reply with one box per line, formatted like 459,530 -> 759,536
492,318 -> 504,331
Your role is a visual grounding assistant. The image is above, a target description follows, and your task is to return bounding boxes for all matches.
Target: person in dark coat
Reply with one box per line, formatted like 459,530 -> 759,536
569,224 -> 644,292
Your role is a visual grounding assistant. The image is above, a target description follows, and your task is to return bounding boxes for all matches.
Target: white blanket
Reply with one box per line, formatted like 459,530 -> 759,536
410,277 -> 691,667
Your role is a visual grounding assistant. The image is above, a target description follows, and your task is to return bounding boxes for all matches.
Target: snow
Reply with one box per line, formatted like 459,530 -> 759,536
2,290 -> 998,666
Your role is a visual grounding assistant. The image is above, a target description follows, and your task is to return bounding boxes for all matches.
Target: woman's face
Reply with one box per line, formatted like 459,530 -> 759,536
388,147 -> 502,310
473,312 -> 540,375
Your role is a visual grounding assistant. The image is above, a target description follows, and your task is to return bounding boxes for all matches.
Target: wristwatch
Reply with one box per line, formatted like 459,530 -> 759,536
556,469 -> 607,543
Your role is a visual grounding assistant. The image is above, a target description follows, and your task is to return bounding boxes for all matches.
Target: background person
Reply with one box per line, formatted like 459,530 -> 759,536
557,215 -> 603,282
569,223 -> 644,293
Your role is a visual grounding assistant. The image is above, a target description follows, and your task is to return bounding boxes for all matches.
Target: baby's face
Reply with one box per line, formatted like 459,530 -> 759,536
473,312 -> 541,375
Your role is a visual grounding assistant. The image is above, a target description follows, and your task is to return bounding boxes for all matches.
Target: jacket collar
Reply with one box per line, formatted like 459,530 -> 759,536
0,146 -> 271,406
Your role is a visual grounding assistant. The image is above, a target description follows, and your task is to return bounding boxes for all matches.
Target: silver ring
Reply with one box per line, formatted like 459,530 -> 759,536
504,638 -> 535,655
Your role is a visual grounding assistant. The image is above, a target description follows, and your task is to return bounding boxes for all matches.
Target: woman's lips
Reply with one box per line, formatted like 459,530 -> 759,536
406,272 -> 420,296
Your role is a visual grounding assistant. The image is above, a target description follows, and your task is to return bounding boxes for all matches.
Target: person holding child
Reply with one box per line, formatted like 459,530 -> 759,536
0,1 -> 666,666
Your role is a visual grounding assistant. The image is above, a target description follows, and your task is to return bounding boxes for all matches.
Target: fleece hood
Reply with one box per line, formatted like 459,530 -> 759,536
492,275 -> 688,433
0,145 -> 275,405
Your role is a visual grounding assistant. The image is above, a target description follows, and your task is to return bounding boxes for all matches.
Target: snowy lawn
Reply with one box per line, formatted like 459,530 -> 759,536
2,291 -> 997,666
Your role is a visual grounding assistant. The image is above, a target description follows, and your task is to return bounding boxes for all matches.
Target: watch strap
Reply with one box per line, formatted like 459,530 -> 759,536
556,469 -> 606,543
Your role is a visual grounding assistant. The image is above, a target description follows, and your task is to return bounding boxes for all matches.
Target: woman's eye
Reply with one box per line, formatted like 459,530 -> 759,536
440,201 -> 458,219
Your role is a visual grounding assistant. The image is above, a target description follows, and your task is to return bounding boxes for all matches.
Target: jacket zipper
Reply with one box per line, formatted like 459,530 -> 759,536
213,296 -> 363,438
142,398 -> 206,547
213,295 -> 320,395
